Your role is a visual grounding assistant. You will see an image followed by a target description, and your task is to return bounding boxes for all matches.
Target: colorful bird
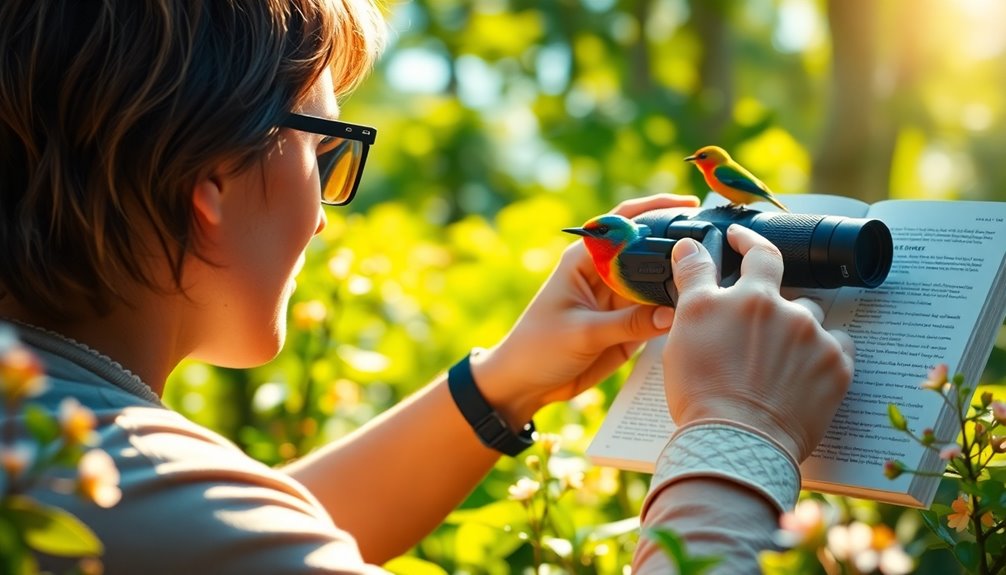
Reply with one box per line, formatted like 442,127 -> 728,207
563,214 -> 663,305
684,145 -> 789,212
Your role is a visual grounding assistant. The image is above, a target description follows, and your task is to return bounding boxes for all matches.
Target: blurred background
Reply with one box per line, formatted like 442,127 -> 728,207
164,0 -> 1006,572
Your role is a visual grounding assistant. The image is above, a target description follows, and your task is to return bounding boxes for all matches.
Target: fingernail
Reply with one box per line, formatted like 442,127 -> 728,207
652,306 -> 675,329
673,238 -> 698,263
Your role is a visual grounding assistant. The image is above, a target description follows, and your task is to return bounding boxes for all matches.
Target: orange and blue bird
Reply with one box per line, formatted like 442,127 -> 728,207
685,145 -> 789,212
563,214 -> 662,304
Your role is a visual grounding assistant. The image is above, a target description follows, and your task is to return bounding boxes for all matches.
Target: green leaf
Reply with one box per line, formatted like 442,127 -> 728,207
4,496 -> 103,557
383,556 -> 449,575
24,404 -> 59,444
453,522 -> 523,565
954,540 -> 980,572
0,515 -> 32,575
444,500 -> 528,530
888,403 -> 908,431
645,527 -> 721,575
920,510 -> 957,548
578,516 -> 640,544
977,480 -> 1006,513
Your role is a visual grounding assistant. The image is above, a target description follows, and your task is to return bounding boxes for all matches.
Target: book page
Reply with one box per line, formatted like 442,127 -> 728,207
586,337 -> 672,472
802,201 -> 1006,503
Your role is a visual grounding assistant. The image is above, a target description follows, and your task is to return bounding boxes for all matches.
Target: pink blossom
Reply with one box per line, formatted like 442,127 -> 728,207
920,364 -> 948,391
991,401 -> 1006,425
939,444 -> 962,460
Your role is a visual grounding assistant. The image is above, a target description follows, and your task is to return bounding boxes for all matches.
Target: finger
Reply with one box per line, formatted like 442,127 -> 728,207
610,194 -> 700,218
671,238 -> 719,300
579,304 -> 672,348
828,329 -> 856,375
790,297 -> 825,324
728,225 -> 784,291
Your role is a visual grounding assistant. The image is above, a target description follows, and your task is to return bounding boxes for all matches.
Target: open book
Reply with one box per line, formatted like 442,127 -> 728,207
586,192 -> 1006,508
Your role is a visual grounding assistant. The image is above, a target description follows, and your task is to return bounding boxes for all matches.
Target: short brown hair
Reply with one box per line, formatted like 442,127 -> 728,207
0,0 -> 385,319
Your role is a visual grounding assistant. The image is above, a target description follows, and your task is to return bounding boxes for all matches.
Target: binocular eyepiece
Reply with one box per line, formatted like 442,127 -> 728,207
568,206 -> 894,307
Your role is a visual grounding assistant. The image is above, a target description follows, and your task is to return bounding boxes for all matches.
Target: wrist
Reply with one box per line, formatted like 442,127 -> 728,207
673,403 -> 804,462
468,346 -> 543,429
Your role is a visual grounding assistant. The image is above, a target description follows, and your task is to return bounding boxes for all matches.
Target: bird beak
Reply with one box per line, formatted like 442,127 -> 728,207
683,155 -> 697,163
562,227 -> 592,238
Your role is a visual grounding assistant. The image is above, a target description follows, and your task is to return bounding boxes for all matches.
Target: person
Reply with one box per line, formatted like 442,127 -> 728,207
0,1 -> 854,573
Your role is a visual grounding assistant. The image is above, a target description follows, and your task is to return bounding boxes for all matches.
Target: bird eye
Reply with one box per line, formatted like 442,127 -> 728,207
596,225 -> 609,235
698,152 -> 707,160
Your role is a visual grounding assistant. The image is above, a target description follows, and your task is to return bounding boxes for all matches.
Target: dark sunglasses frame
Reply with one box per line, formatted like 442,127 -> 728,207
280,113 -> 377,206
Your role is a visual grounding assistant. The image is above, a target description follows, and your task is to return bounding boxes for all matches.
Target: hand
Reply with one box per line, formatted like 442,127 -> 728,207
662,225 -> 855,461
472,194 -> 700,426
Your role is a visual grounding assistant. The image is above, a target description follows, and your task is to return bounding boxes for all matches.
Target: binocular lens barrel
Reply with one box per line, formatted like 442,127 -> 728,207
748,213 -> 893,289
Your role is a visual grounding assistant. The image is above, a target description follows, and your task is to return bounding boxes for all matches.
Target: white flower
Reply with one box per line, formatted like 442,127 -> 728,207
0,441 -> 36,479
77,449 -> 121,508
826,521 -> 872,560
774,499 -> 836,548
507,477 -> 540,502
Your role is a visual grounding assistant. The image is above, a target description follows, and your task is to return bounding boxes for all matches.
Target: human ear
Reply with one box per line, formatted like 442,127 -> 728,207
191,174 -> 225,227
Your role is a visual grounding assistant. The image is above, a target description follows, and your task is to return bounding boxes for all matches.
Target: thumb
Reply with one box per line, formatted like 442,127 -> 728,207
581,304 -> 671,348
671,238 -> 718,301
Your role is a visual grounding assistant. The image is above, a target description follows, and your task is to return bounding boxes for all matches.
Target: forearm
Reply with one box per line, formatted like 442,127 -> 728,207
633,421 -> 799,574
634,478 -> 781,574
281,369 -> 532,564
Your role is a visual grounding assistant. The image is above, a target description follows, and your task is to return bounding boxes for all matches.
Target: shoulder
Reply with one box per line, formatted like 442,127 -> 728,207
28,398 -> 386,574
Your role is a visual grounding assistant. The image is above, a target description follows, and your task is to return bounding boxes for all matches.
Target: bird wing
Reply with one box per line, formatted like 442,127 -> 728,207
713,164 -> 772,198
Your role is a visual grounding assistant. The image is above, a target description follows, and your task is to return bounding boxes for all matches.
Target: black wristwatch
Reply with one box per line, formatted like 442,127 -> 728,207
448,350 -> 535,456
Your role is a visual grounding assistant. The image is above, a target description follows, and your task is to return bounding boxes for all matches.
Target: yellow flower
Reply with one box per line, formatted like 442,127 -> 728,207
77,449 -> 121,508
59,397 -> 99,445
291,300 -> 328,331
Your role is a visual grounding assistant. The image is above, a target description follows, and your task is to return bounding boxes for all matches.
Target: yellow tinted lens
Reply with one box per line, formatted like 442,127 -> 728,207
320,140 -> 362,204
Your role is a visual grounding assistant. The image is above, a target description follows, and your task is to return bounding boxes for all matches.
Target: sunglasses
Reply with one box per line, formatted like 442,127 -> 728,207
280,113 -> 377,206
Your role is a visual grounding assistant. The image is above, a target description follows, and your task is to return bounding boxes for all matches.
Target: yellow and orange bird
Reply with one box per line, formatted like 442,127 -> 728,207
684,145 -> 789,212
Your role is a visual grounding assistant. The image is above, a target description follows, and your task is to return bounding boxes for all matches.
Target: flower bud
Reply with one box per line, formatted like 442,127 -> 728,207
980,391 -> 993,408
887,404 -> 907,431
525,455 -> 541,472
884,460 -> 905,480
921,428 -> 935,445
991,435 -> 1006,454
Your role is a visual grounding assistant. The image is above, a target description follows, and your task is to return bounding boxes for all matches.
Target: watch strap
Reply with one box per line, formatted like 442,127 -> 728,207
448,351 -> 535,456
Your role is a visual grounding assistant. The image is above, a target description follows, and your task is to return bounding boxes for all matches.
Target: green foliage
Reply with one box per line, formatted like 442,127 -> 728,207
645,527 -> 720,575
3,496 -> 103,557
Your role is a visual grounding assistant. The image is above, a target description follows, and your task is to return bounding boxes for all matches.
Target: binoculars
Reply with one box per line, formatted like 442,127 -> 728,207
606,207 -> 893,307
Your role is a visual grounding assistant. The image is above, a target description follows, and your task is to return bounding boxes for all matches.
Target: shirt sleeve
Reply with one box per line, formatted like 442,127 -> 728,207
36,406 -> 390,575
632,419 -> 801,575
